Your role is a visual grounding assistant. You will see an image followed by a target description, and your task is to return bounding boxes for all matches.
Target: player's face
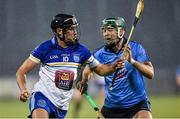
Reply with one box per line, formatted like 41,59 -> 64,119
64,25 -> 78,44
102,27 -> 118,44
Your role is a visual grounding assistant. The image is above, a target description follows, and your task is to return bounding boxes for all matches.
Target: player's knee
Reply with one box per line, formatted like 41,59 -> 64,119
133,110 -> 152,119
32,108 -> 49,118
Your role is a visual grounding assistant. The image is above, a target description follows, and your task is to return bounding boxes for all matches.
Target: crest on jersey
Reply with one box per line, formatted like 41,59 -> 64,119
37,99 -> 46,107
73,54 -> 80,62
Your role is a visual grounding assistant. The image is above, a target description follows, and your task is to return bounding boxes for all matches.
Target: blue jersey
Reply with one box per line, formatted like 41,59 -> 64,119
94,41 -> 150,108
30,37 -> 91,65
29,37 -> 99,110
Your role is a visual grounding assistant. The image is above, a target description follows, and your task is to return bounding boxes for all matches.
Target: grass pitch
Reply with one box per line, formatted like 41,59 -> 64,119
0,95 -> 180,118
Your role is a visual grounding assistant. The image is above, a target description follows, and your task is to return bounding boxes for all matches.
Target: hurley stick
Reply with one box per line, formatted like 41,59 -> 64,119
109,0 -> 144,91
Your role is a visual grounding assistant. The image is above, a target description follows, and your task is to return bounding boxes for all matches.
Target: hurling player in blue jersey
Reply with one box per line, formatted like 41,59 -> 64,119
78,17 -> 154,118
16,14 -> 124,118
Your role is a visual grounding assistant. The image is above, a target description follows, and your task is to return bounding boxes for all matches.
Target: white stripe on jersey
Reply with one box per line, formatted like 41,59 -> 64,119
29,54 -> 40,63
30,93 -> 36,111
46,62 -> 81,67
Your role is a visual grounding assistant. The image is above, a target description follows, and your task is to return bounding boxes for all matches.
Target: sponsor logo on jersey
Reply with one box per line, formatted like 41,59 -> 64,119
50,55 -> 58,59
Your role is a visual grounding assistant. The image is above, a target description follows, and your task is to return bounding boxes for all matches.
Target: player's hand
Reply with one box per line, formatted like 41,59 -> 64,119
77,81 -> 88,94
20,89 -> 30,102
123,45 -> 134,64
114,58 -> 125,69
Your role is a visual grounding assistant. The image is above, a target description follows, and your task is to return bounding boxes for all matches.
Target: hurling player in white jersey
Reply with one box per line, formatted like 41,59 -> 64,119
16,13 -> 125,118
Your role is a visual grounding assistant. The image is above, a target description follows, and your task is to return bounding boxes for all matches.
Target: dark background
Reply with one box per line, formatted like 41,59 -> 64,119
0,0 -> 180,95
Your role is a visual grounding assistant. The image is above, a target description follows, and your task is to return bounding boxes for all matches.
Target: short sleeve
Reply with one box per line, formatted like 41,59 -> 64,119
29,44 -> 46,63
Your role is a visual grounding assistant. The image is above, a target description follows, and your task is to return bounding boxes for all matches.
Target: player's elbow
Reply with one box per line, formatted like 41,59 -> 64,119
16,69 -> 21,77
93,68 -> 103,76
148,72 -> 154,79
147,69 -> 154,79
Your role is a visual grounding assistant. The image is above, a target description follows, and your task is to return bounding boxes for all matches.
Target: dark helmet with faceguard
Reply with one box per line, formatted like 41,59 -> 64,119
51,14 -> 78,31
51,14 -> 79,45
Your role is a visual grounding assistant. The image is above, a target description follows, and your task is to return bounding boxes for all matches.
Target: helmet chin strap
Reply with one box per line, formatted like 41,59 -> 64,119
57,34 -> 64,40
54,29 -> 68,43
54,32 -> 65,41
56,33 -> 78,46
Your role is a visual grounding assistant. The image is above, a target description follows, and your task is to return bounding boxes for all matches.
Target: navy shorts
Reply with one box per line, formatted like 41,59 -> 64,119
101,100 -> 151,118
28,92 -> 67,118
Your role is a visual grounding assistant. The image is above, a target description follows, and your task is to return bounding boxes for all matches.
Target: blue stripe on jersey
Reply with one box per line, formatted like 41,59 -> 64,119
94,41 -> 150,108
31,37 -> 91,65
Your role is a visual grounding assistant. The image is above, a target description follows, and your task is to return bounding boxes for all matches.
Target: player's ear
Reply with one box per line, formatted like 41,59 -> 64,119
56,28 -> 63,34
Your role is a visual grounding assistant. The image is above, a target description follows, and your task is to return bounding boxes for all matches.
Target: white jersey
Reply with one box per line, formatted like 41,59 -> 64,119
29,37 -> 99,110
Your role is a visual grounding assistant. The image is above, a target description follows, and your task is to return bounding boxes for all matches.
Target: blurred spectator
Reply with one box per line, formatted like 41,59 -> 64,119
175,65 -> 180,94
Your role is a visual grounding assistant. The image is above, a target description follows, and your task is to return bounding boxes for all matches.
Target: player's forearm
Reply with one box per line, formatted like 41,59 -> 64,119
81,74 -> 89,84
131,59 -> 154,79
16,58 -> 37,90
81,66 -> 92,84
16,70 -> 27,90
94,64 -> 116,76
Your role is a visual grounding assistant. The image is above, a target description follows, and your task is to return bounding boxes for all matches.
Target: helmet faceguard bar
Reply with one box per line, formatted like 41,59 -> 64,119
62,17 -> 78,28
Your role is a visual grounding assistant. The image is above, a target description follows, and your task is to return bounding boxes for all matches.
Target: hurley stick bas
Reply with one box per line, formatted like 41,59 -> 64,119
83,92 -> 104,118
109,0 -> 145,90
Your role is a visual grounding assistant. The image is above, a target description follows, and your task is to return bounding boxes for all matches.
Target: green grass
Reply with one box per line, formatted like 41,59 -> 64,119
0,99 -> 29,118
0,96 -> 180,118
150,96 -> 180,118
